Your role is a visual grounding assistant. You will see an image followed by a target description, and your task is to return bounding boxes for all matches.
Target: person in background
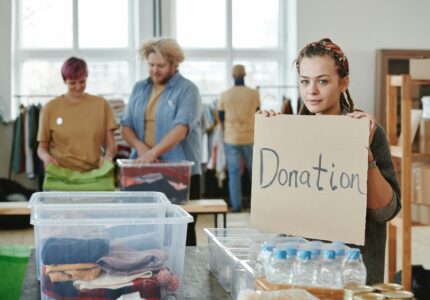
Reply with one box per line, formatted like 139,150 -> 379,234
260,38 -> 401,284
37,57 -> 117,191
218,64 -> 260,212
120,38 -> 202,246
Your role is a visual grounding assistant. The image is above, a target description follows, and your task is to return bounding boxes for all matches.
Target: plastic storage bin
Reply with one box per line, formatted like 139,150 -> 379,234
117,159 -> 194,204
0,245 -> 32,299
29,192 -> 192,300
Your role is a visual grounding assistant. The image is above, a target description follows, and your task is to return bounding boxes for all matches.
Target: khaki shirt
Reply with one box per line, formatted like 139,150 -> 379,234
38,94 -> 117,171
218,86 -> 260,144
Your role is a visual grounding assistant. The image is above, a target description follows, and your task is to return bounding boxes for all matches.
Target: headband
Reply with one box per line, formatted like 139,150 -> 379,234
305,40 -> 349,75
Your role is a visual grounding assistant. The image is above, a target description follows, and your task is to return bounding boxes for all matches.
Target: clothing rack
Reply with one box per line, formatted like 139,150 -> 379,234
255,85 -> 300,113
14,93 -> 130,100
256,84 -> 298,89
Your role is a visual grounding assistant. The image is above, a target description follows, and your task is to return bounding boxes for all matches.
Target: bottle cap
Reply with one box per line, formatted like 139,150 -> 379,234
335,247 -> 346,257
298,249 -> 311,260
286,247 -> 297,257
275,249 -> 287,259
348,248 -> 361,260
323,249 -> 336,260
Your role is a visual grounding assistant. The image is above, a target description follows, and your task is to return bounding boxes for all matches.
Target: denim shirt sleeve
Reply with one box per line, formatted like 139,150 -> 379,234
171,83 -> 201,133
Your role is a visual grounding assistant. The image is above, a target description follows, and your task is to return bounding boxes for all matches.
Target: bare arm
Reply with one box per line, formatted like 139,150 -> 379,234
139,124 -> 188,163
37,141 -> 59,168
366,151 -> 394,209
103,129 -> 116,162
121,126 -> 151,157
347,110 -> 394,209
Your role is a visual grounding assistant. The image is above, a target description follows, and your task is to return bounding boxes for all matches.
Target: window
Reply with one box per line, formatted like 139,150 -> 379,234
14,0 -> 137,111
174,0 -> 289,111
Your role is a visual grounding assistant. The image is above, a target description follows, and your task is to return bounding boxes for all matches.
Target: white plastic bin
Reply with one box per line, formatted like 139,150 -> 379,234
29,192 -> 192,300
117,159 -> 194,204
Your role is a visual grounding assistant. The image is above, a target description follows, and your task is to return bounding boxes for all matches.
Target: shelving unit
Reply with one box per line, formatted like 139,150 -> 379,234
386,74 -> 430,291
376,49 -> 430,128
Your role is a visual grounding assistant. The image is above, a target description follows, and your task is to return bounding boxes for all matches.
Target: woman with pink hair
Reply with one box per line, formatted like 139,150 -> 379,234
37,57 -> 117,190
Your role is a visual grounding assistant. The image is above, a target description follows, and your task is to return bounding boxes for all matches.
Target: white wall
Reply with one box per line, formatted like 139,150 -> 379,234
0,0 -> 12,121
297,0 -> 430,114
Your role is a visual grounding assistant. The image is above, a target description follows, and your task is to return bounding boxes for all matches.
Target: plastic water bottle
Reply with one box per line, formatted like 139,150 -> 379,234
332,242 -> 346,268
342,248 -> 367,286
293,249 -> 318,286
284,244 -> 298,284
267,249 -> 288,284
255,242 -> 274,277
318,249 -> 343,288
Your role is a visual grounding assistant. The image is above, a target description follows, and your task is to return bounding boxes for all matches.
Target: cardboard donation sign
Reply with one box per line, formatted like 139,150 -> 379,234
250,114 -> 369,245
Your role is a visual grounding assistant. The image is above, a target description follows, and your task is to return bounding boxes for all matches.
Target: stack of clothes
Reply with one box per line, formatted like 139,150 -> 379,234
120,165 -> 190,204
41,237 -> 179,299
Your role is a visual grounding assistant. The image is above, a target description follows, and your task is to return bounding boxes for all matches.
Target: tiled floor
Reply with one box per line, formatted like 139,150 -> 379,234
1,211 -> 430,278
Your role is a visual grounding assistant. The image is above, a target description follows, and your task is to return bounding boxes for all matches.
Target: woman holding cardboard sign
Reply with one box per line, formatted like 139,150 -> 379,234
260,38 -> 401,284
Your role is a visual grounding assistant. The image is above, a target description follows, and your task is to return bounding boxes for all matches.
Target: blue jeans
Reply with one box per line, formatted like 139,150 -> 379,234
224,143 -> 253,211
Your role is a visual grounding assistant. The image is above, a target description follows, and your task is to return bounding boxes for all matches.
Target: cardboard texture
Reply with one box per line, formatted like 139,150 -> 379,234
412,162 -> 430,205
398,109 -> 422,146
417,119 -> 430,153
250,115 -> 369,245
410,59 -> 430,80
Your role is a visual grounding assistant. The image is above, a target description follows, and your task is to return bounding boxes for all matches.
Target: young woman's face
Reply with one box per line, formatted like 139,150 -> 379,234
147,52 -> 176,84
299,55 -> 349,115
65,76 -> 87,98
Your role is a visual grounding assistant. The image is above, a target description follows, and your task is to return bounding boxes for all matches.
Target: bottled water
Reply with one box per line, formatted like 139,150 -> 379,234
255,242 -> 274,277
318,249 -> 343,288
283,244 -> 298,284
332,242 -> 346,268
267,249 -> 288,284
342,248 -> 367,286
293,249 -> 318,286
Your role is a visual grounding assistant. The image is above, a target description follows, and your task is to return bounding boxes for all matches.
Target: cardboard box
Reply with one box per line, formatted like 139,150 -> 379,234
412,163 -> 430,205
410,59 -> 430,80
416,119 -> 430,153
418,204 -> 430,225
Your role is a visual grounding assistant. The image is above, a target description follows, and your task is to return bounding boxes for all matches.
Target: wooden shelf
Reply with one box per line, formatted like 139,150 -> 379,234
390,145 -> 430,160
386,74 -> 430,291
390,215 -> 429,228
411,201 -> 430,207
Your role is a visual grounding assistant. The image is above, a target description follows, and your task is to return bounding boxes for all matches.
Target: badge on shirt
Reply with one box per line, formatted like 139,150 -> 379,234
56,117 -> 63,125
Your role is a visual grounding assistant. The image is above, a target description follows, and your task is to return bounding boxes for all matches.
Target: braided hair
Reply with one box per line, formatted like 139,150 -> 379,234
295,38 -> 354,115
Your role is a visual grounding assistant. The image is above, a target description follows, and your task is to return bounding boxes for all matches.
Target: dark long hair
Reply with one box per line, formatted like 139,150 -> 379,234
294,38 -> 354,115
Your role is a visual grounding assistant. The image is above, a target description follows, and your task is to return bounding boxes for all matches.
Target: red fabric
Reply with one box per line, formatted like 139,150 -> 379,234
120,162 -> 191,187
41,266 -> 161,300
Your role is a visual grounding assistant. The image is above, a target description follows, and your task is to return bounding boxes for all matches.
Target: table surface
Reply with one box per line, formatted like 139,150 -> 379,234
21,246 -> 229,300
0,199 -> 228,215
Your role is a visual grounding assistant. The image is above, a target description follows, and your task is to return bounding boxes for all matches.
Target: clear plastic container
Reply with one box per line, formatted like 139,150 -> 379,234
29,192 -> 192,300
117,159 -> 194,204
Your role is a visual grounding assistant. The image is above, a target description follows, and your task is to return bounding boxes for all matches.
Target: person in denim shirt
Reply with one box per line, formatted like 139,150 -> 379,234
121,38 -> 202,245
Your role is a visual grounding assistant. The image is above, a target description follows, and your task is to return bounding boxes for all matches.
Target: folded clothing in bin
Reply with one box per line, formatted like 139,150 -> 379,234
118,160 -> 193,204
123,173 -> 188,204
97,245 -> 168,275
42,237 -> 110,265
41,237 -> 180,299
42,270 -> 162,300
43,160 -> 115,191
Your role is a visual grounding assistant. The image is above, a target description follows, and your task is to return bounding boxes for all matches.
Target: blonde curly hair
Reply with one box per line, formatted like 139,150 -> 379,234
139,38 -> 185,68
